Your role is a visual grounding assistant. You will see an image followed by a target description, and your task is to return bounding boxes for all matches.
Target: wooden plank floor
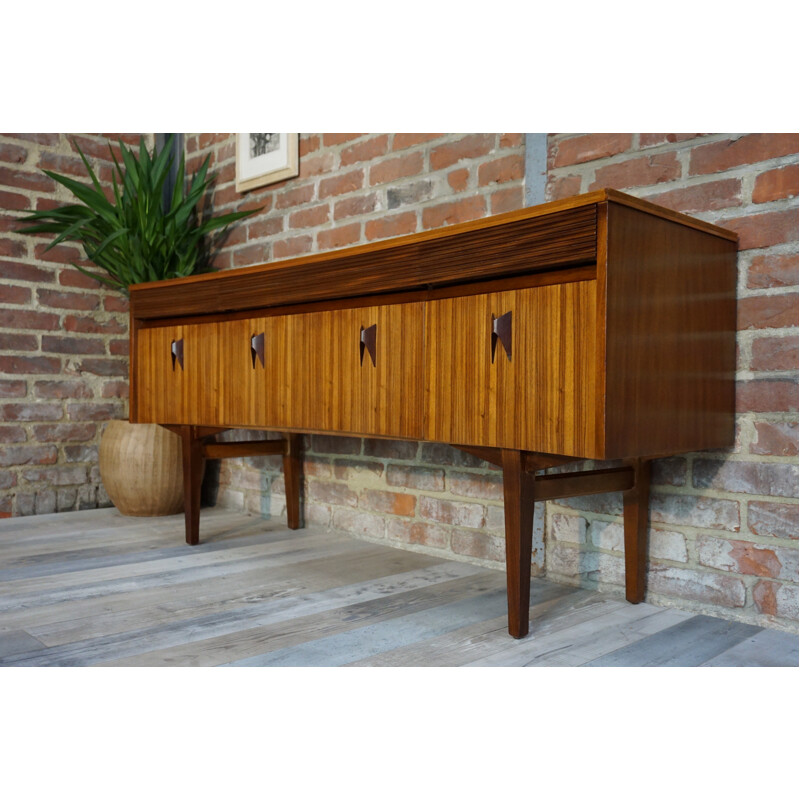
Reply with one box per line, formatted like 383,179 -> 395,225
0,508 -> 796,667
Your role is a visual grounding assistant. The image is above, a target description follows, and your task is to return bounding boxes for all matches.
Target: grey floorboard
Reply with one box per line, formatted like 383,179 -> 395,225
0,508 -> 795,668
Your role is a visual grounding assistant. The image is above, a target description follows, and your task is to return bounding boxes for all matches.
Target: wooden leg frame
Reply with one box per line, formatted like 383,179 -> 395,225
165,426 -> 303,546
168,428 -> 650,640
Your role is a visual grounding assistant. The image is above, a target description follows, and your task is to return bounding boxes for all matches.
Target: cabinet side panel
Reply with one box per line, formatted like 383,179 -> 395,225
604,203 -> 738,459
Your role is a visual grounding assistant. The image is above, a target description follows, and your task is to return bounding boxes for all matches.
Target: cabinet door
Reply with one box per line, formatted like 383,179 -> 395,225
424,280 -> 599,456
286,302 -> 424,439
424,289 -> 518,448
135,322 -> 221,425
218,315 -> 290,428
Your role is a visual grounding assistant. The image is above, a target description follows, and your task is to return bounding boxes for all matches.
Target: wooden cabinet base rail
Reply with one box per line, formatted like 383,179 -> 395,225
133,191 -> 738,640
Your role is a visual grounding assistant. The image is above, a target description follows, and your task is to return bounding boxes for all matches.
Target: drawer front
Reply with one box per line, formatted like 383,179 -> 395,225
286,302 -> 424,438
218,316 -> 290,428
425,280 -> 600,456
135,322 -> 221,425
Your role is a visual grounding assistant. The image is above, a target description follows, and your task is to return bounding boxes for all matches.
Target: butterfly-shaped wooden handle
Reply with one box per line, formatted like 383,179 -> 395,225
360,324 -> 377,367
491,311 -> 512,363
250,332 -> 265,368
171,338 -> 184,371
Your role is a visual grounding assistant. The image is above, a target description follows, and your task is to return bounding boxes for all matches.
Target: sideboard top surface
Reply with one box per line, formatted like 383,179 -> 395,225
129,189 -> 737,321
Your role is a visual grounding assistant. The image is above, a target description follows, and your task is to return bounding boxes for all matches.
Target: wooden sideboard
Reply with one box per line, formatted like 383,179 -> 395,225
129,188 -> 738,639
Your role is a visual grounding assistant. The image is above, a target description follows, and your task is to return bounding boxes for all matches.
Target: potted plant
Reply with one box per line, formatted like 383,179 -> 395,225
18,135 -> 257,516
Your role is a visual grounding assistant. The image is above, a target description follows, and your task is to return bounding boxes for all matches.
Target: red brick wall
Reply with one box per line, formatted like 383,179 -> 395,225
0,134 -> 140,516
546,133 -> 798,629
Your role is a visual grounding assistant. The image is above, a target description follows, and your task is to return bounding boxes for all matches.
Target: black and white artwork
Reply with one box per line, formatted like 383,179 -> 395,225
236,133 -> 299,192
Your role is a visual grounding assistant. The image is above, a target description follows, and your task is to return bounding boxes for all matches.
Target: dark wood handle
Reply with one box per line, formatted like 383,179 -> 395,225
491,311 -> 512,363
171,338 -> 184,371
250,332 -> 265,368
360,324 -> 377,367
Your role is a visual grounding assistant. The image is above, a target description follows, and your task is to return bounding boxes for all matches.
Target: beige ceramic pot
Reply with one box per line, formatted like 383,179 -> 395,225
99,420 -> 184,516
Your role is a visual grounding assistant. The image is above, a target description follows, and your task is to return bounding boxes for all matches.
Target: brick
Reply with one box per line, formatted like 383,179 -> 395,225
101,380 -> 129,399
650,492 -> 740,531
0,355 -> 61,374
109,338 -> 129,356
419,496 -> 484,528
430,134 -> 494,171
693,459 -> 797,498
750,421 -> 798,457
333,458 -> 383,481
447,168 -> 469,192
232,243 -> 268,267
0,426 -> 26,443
0,308 -> 61,331
550,513 -> 587,544
77,358 -> 128,377
331,507 -> 385,539
644,178 -> 742,214
590,153 -> 681,190
33,423 -> 96,442
386,464 -> 444,492
273,236 -> 312,260
737,379 -> 798,413
387,181 -> 433,210
548,175 -> 583,200
738,293 -> 798,331
63,315 -> 125,335
0,189 -> 30,210
451,530 -> 505,562
747,501 -> 798,539
359,489 -> 416,516
0,380 -> 26,398
386,518 -> 448,549
0,403 -> 61,422
648,565 -> 746,608
33,242 -> 87,266
22,465 -> 88,487
37,288 -> 99,311
318,169 -> 364,199
747,254 -> 798,290
300,135 -> 321,156
753,580 -> 798,619
0,260 -> 54,283
365,212 -> 417,241
718,209 -> 798,250
753,164 -> 799,204
421,196 -> 486,229
369,152 -> 424,186
298,151 -> 334,179
0,142 -> 27,163
340,135 -> 389,166
447,471 -> 503,501
0,468 -> 17,487
491,186 -> 524,215
419,442 -> 488,469
0,166 -> 56,193
0,445 -> 58,467
317,223 -> 361,251
639,133 -> 705,148
289,203 -> 330,229
363,439 -> 418,460
247,216 -> 284,239
67,402 -> 119,421
552,133 -> 632,167
333,193 -> 378,220
651,457 -> 687,487
64,445 -> 98,463
275,183 -> 315,209
478,154 -> 524,187
309,434 -> 361,455
500,133 -> 524,149
0,332 -> 37,351
751,336 -> 798,371
392,133 -> 442,151
690,134 -> 798,175
0,237 -> 26,259
697,535 -> 797,581
58,267 -> 105,290
41,335 -> 105,355
322,133 -> 364,147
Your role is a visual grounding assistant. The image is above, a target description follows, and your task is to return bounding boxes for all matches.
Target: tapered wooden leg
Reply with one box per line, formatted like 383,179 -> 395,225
282,433 -> 303,530
180,426 -> 205,546
502,449 -> 536,639
622,458 -> 651,603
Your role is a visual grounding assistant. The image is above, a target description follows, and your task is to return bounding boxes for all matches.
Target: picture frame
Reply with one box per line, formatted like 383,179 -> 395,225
235,133 -> 299,192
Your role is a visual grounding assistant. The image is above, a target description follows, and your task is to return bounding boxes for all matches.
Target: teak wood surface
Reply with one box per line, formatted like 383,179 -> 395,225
129,190 -> 738,639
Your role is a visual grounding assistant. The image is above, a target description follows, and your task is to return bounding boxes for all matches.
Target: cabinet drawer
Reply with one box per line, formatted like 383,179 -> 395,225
135,322 -> 221,425
424,280 -> 600,457
286,302 -> 424,438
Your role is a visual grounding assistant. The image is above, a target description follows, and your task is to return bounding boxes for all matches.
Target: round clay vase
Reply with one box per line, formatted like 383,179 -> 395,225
99,420 -> 184,516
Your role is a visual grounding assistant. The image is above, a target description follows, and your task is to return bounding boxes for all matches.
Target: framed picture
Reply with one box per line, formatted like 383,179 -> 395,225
235,133 -> 299,192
